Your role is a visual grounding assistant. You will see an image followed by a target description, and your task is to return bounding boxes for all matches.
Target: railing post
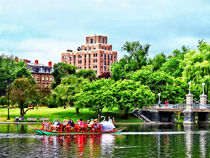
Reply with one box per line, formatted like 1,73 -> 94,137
198,94 -> 208,124
200,94 -> 207,107
183,94 -> 194,124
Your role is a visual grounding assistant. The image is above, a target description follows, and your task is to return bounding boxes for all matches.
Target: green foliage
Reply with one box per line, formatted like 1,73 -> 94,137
181,42 -> 210,98
113,80 -> 155,114
51,62 -> 77,88
160,46 -> 187,77
148,53 -> 166,71
0,55 -> 33,96
10,78 -> 39,116
75,79 -> 115,115
0,96 -> 7,106
75,69 -> 96,80
49,75 -> 87,110
111,42 -> 150,81
126,66 -> 188,103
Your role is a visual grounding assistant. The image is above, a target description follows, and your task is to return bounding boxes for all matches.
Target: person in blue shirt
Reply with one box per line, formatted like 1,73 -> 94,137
68,119 -> 72,125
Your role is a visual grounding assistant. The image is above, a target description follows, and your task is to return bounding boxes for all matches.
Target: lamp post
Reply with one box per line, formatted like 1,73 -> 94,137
158,93 -> 161,105
202,83 -> 205,95
6,78 -> 10,120
188,81 -> 191,94
158,93 -> 161,102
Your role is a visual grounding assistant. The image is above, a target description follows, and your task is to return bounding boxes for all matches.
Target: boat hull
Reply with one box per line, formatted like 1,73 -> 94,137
34,129 -> 123,135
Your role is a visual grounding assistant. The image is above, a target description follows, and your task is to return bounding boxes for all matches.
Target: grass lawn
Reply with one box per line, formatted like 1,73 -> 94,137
0,107 -> 142,123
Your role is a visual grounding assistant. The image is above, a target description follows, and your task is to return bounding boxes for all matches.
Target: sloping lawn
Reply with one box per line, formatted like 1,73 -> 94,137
0,107 -> 142,123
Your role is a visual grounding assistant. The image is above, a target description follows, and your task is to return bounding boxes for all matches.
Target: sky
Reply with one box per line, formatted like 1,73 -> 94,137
0,0 -> 210,64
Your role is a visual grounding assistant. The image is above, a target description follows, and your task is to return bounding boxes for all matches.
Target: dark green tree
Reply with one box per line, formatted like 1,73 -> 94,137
10,78 -> 39,117
51,62 -> 77,88
75,69 -> 96,80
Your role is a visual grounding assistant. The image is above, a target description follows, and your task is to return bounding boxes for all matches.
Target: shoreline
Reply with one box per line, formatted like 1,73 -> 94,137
0,122 -> 175,125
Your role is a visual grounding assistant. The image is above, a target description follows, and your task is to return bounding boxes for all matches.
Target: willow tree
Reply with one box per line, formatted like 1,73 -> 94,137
181,42 -> 210,98
10,78 -> 38,117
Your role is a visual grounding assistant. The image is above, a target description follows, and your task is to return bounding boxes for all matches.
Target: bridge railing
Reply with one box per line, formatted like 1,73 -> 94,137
144,104 -> 210,111
158,104 -> 186,109
193,104 -> 210,109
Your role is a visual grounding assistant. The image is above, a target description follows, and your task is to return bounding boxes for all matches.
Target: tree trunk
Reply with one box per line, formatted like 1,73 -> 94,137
124,108 -> 129,119
76,108 -> 79,114
20,105 -> 24,117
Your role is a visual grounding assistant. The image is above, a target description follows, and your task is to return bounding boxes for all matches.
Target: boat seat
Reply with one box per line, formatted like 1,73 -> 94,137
74,124 -> 80,132
66,125 -> 71,132
57,124 -> 63,132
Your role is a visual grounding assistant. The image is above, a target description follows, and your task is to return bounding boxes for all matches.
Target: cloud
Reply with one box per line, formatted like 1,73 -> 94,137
16,38 -> 79,64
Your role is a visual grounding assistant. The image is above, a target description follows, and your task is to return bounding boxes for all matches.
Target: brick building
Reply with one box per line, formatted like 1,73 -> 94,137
26,60 -> 54,87
61,35 -> 117,76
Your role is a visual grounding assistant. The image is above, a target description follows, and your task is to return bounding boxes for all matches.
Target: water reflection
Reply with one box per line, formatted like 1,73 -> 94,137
40,134 -> 116,158
0,124 -> 209,158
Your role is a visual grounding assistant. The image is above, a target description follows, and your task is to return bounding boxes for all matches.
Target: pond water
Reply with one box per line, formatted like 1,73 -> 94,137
0,124 -> 210,158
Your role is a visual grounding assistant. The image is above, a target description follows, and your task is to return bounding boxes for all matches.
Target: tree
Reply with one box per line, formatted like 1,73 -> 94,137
49,75 -> 87,113
126,66 -> 188,103
75,79 -> 116,117
75,69 -> 96,80
0,55 -> 33,96
110,59 -> 127,81
51,62 -> 77,88
148,53 -> 167,71
98,72 -> 111,79
10,78 -> 38,117
122,41 -> 150,72
111,41 -> 150,81
160,46 -> 188,78
113,80 -> 155,117
38,86 -> 51,106
180,42 -> 210,98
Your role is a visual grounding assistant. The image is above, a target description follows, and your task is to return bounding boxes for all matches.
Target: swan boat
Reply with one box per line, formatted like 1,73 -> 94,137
34,128 -> 124,135
33,116 -> 125,135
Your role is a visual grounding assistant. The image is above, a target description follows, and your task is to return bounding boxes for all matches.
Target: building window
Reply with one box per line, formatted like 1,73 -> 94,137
90,39 -> 93,43
85,47 -> 87,51
78,55 -> 82,58
89,66 -> 91,69
50,77 -> 53,81
93,65 -> 97,68
78,60 -> 82,64
93,53 -> 98,57
103,38 -> 105,43
37,76 -> 40,81
89,47 -> 91,51
93,59 -> 97,63
46,76 -> 49,81
42,76 -> 45,81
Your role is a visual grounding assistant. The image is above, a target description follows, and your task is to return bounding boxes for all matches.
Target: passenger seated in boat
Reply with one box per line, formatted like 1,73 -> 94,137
56,118 -> 61,125
68,119 -> 72,125
71,120 -> 75,127
63,119 -> 68,131
52,120 -> 58,132
79,119 -> 84,128
89,119 -> 94,127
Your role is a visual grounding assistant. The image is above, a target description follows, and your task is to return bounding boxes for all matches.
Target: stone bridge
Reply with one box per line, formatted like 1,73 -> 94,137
133,93 -> 210,124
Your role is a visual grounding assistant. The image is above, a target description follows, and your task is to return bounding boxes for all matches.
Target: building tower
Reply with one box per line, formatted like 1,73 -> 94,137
61,35 -> 117,76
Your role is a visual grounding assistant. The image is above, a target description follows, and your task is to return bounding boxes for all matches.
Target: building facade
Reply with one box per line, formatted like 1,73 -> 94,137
61,35 -> 117,76
26,60 -> 54,87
